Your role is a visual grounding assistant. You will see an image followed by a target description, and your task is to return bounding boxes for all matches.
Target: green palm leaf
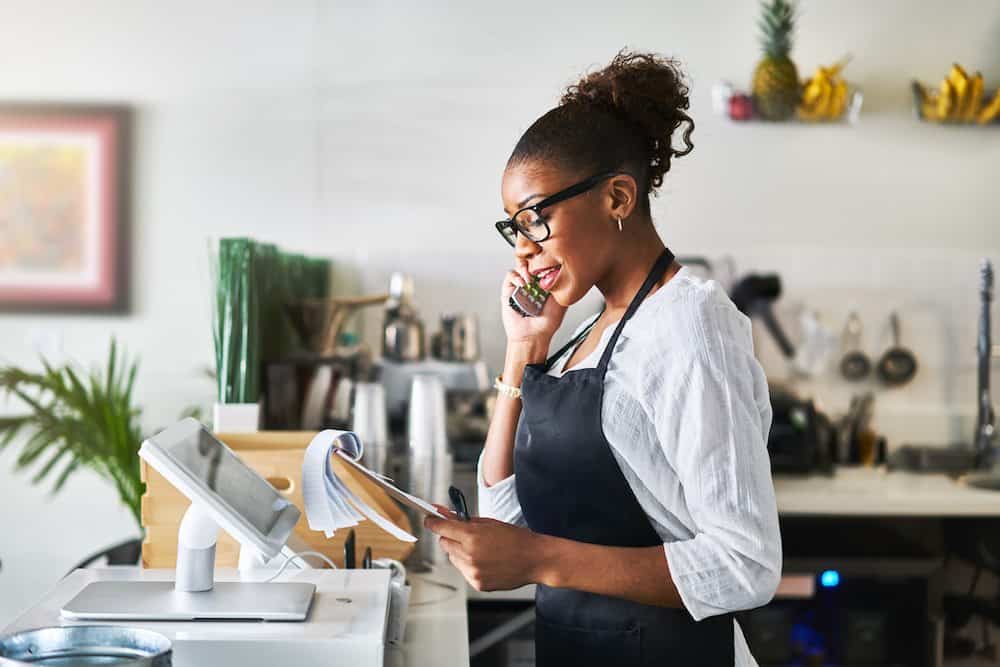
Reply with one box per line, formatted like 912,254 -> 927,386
0,340 -> 145,528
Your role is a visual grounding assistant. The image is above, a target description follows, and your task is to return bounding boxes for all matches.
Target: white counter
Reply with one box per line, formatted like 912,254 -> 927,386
3,566 -> 469,667
8,468 -> 998,665
774,466 -> 1000,517
394,565 -> 469,667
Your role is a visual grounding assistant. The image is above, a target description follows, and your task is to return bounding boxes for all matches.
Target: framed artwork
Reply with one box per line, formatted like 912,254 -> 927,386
0,104 -> 131,313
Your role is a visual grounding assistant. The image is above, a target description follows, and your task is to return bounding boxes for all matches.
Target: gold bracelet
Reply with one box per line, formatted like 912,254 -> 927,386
493,375 -> 522,399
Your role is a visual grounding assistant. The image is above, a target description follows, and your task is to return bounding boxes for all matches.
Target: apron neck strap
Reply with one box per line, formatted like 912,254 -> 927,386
543,309 -> 604,371
596,247 -> 675,372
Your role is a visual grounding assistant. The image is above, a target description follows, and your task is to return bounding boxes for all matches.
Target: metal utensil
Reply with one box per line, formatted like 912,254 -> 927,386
383,273 -> 426,362
876,312 -> 918,386
0,626 -> 172,666
974,259 -> 996,467
430,314 -> 480,362
383,314 -> 425,362
730,274 -> 796,359
839,311 -> 872,381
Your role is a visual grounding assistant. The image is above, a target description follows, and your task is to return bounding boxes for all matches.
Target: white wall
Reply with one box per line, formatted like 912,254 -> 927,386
0,0 -> 998,625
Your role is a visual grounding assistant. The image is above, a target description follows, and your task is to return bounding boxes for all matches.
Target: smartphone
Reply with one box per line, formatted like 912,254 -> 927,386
509,277 -> 549,318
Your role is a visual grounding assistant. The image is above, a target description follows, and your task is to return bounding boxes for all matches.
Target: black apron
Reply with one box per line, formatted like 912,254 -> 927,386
514,247 -> 735,666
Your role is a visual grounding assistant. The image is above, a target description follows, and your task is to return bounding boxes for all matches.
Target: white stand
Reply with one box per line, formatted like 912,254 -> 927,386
177,505 -> 317,589
237,545 -> 271,572
176,504 -> 220,592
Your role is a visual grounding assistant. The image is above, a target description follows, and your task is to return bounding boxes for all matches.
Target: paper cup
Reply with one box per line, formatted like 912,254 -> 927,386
407,373 -> 448,458
352,382 -> 389,475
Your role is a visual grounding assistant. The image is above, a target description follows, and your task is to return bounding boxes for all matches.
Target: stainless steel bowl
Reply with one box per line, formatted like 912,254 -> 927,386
0,626 -> 171,666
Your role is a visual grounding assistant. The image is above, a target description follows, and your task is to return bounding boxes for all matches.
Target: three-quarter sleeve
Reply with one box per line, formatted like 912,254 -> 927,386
649,303 -> 782,621
476,448 -> 527,526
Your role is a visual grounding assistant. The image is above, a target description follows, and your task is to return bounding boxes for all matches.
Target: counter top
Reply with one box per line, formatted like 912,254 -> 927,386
3,565 -> 469,667
773,466 -> 1000,516
467,467 -> 1000,605
394,564 -> 469,667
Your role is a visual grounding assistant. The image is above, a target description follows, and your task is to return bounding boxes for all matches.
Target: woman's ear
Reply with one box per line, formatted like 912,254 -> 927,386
606,173 -> 639,221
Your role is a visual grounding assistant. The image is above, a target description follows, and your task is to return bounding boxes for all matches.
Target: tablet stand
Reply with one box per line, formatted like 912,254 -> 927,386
176,504 -> 220,592
175,504 -> 310,592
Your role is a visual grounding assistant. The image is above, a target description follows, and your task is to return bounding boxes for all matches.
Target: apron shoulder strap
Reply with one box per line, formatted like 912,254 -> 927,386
543,309 -> 604,371
596,247 -> 675,372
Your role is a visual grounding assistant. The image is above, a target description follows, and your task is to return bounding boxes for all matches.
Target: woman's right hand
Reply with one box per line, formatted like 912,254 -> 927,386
500,262 -> 567,348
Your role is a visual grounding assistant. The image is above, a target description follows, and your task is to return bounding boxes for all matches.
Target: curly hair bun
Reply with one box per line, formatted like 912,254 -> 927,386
560,49 -> 694,191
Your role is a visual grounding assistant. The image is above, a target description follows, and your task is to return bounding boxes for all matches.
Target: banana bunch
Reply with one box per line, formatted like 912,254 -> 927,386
798,59 -> 851,121
916,64 -> 1000,124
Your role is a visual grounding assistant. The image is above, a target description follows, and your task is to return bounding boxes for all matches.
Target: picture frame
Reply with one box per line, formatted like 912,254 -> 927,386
0,103 -> 131,313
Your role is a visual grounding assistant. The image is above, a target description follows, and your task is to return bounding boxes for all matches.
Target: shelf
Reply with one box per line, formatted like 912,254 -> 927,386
713,81 -> 863,125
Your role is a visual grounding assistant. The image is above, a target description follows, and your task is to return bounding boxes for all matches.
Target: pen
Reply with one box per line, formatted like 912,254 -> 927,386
344,529 -> 356,569
448,485 -> 470,521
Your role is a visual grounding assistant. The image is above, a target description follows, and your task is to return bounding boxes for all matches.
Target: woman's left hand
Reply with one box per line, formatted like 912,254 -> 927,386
424,510 -> 551,592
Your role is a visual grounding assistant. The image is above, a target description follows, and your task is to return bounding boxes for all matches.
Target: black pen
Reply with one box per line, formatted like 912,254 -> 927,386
448,485 -> 470,521
344,528 -> 356,569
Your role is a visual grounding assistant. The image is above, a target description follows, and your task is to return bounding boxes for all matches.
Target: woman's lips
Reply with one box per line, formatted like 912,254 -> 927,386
538,265 -> 561,291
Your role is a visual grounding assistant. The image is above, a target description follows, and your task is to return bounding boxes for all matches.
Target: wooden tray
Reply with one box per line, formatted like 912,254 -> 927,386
140,431 -> 415,568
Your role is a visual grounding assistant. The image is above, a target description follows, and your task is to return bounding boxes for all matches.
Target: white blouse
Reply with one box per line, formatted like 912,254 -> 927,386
478,265 -> 781,667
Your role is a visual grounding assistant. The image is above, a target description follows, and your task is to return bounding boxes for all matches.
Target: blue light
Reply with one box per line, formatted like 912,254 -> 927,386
820,570 -> 840,588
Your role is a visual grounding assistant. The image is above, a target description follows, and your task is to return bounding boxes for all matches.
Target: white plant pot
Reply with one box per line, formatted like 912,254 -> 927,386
212,402 -> 260,433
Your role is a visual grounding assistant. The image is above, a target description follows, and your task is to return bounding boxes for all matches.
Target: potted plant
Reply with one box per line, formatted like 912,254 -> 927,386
0,340 -> 144,529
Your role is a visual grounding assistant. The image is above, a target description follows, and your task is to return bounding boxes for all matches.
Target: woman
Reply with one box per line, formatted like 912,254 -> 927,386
425,50 -> 781,666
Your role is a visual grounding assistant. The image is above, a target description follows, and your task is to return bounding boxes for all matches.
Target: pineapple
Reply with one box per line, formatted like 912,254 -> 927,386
751,0 -> 800,121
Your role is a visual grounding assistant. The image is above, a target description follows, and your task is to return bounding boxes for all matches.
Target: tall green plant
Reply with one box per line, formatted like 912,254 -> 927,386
212,238 -> 333,403
0,340 -> 144,528
213,237 -> 259,404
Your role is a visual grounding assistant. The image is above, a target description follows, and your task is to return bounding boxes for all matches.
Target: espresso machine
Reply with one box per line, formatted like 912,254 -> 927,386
370,277 -> 486,470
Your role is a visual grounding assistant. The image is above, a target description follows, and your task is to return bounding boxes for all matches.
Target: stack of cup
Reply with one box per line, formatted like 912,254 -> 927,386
351,382 -> 390,477
407,373 -> 452,563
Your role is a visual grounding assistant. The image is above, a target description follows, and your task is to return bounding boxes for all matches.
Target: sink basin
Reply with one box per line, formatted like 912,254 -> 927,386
888,445 -> 977,474
959,472 -> 1000,491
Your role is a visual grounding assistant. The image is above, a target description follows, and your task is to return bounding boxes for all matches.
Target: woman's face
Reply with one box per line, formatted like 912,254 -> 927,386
501,162 -> 619,307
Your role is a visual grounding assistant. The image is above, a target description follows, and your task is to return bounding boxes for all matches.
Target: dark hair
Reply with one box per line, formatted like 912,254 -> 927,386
507,49 -> 694,210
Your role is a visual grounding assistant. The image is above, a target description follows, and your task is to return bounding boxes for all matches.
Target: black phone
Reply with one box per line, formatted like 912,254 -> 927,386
509,278 -> 549,318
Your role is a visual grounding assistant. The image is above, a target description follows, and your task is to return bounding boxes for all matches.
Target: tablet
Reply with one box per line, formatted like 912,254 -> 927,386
139,417 -> 300,560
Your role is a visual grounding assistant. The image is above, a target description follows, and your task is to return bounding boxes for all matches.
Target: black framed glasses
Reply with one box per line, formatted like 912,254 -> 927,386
495,171 -> 618,247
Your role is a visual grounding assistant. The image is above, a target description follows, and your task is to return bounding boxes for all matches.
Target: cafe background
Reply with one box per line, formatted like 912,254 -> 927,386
0,0 -> 997,642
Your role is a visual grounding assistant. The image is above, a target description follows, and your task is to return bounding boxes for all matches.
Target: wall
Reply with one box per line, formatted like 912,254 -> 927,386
0,0 -> 998,626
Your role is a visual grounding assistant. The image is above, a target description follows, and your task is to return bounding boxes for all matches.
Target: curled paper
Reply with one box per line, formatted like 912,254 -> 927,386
302,430 -> 418,543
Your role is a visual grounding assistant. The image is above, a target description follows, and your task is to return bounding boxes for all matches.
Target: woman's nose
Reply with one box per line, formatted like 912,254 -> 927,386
514,231 -> 539,260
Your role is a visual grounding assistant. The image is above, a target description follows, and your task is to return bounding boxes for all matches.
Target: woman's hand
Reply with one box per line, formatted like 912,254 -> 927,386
500,261 -> 567,347
424,509 -> 552,592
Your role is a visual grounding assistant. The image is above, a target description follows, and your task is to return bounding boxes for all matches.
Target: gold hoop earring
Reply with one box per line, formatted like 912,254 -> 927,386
617,216 -> 623,232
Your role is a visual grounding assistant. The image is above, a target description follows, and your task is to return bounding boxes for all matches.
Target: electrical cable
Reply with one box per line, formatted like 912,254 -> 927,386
263,549 -> 338,583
